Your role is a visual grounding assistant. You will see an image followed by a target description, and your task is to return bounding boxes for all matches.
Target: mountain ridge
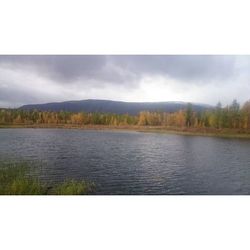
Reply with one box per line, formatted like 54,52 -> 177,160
19,99 -> 212,115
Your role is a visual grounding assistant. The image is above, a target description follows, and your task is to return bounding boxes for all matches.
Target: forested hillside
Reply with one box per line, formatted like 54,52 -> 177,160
1,99 -> 250,130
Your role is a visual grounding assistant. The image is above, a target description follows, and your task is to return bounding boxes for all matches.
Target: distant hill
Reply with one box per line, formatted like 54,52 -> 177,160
19,99 -> 212,115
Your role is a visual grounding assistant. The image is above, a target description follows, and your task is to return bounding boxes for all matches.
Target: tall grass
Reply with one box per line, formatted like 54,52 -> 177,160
0,163 -> 95,195
51,180 -> 95,195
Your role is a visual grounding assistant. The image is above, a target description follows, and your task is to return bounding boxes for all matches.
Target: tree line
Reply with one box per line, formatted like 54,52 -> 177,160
1,99 -> 250,129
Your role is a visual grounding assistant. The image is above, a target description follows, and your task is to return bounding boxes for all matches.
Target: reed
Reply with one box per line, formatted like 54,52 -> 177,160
0,162 -> 95,195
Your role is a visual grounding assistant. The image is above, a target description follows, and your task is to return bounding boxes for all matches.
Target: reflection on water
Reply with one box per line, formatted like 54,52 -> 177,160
1,128 -> 250,194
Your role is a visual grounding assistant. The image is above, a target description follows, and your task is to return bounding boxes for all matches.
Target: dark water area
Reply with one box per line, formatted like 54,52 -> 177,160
0,128 -> 250,194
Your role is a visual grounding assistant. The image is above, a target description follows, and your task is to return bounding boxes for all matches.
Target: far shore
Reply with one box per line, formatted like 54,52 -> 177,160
1,123 -> 250,139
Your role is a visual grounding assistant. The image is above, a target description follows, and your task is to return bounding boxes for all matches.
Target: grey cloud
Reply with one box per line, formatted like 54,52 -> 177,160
0,55 -> 107,82
0,55 -> 139,86
109,55 -> 238,82
0,83 -> 41,107
0,55 -> 240,84
0,55 -> 250,108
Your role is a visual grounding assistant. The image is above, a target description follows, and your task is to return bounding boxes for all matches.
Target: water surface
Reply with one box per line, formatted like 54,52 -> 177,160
0,128 -> 250,194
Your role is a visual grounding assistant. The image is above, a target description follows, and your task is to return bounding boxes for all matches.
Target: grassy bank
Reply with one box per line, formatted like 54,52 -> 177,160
138,127 -> 250,139
0,163 -> 95,195
2,123 -> 250,139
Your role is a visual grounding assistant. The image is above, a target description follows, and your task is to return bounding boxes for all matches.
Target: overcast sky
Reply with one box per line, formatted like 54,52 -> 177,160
0,55 -> 250,108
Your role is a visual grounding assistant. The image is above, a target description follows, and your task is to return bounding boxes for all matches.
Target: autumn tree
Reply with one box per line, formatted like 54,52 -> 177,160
228,99 -> 240,128
214,102 -> 222,128
241,100 -> 250,129
185,103 -> 193,127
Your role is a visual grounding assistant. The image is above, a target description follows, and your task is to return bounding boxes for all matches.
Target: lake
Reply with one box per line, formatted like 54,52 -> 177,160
1,128 -> 250,194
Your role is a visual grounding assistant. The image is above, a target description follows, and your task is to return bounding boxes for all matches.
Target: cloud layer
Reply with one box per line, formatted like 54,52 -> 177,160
0,55 -> 249,108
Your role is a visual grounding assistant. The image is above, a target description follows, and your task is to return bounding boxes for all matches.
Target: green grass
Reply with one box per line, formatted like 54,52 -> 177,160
52,180 -> 95,195
0,163 -> 95,195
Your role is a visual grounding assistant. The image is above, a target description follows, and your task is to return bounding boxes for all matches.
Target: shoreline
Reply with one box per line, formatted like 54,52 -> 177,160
1,124 -> 250,139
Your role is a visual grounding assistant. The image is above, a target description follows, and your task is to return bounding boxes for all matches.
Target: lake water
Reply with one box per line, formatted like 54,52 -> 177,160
1,128 -> 250,194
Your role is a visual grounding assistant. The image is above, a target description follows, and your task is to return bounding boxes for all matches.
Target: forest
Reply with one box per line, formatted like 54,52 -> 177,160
1,99 -> 250,130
